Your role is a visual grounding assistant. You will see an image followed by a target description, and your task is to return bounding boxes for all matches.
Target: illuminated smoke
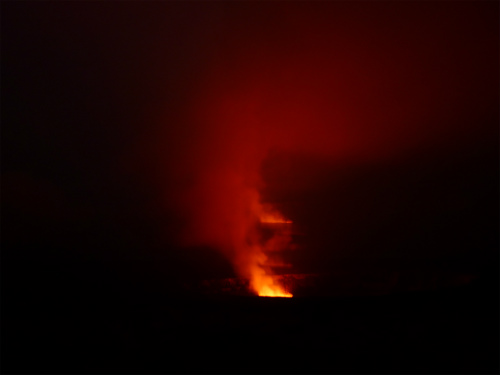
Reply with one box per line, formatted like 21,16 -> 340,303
153,4 -> 494,297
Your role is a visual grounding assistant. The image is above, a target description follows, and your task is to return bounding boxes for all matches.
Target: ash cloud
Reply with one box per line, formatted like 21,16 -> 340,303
150,2 -> 497,284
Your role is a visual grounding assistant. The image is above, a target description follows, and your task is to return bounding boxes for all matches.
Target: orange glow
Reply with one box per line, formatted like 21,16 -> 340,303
245,207 -> 294,298
259,212 -> 292,224
246,250 -> 292,297
250,263 -> 293,297
248,250 -> 293,297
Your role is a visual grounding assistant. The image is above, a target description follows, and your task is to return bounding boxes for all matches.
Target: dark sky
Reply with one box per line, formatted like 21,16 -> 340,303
2,2 -> 498,289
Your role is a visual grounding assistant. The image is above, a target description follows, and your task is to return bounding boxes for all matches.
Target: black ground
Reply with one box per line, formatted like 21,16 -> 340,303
2,259 -> 498,374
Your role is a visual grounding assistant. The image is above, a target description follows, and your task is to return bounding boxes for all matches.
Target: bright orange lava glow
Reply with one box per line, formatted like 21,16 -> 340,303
250,263 -> 293,297
260,290 -> 293,298
245,208 -> 294,298
258,287 -> 293,298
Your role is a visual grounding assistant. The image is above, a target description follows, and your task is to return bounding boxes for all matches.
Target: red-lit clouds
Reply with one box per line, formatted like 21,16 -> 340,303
153,3 -> 496,293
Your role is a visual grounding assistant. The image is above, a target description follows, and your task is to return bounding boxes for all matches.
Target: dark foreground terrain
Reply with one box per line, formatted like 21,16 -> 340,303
2,260 -> 498,375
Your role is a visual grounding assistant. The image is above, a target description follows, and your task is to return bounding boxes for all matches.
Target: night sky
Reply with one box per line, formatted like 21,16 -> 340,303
2,1 -> 499,373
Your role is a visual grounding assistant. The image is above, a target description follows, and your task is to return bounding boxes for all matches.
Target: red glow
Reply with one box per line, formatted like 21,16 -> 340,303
151,3 -> 496,297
